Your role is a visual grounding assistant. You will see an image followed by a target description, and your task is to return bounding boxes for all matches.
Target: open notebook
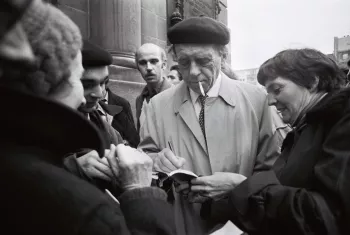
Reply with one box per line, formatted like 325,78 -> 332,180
153,169 -> 198,186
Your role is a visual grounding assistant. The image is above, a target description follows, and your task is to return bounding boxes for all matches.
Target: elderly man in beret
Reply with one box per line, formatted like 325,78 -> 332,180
139,16 -> 281,234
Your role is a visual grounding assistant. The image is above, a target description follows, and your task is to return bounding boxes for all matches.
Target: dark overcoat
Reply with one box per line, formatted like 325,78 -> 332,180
102,88 -> 140,147
0,87 -> 175,235
225,88 -> 350,235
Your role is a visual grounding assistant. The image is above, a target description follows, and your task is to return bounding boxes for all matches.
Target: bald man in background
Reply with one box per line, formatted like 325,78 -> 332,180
135,43 -> 172,132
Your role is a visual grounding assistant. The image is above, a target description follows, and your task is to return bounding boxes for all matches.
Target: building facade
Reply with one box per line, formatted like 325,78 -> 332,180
334,35 -> 350,68
45,0 -> 229,119
234,68 -> 259,85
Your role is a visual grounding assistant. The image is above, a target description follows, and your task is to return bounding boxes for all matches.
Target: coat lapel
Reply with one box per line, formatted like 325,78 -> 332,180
218,73 -> 236,107
173,82 -> 208,153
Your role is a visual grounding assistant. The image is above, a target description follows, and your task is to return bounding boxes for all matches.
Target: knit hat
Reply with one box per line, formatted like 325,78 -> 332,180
20,0 -> 83,96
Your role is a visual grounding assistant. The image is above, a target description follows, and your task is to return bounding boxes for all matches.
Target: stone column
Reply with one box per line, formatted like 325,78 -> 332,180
89,0 -> 143,80
89,0 -> 144,122
55,0 -> 90,39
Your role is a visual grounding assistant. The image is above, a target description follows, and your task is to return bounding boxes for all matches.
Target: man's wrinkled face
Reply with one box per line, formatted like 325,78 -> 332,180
175,44 -> 222,94
79,66 -> 109,113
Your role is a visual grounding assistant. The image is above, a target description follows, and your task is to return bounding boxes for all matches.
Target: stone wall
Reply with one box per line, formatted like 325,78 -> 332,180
141,0 -> 168,51
55,0 -> 90,39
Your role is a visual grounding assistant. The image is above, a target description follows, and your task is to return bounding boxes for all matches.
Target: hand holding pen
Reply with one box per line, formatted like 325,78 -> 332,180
152,141 -> 186,173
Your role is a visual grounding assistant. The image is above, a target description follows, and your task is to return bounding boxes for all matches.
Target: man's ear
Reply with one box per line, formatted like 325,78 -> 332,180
310,77 -> 319,92
161,60 -> 167,70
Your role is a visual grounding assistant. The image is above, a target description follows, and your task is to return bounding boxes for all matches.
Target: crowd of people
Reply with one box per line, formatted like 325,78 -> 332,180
1,0 -> 350,234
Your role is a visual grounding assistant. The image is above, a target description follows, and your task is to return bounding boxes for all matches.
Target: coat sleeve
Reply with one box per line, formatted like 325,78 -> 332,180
76,188 -> 176,235
226,112 -> 350,234
253,96 -> 282,173
125,99 -> 136,128
138,100 -> 162,154
102,120 -> 124,146
135,95 -> 142,133
63,151 -> 123,197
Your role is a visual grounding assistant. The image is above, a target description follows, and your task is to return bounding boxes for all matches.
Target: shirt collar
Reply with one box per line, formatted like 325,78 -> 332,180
96,103 -> 106,116
103,91 -> 109,103
189,73 -> 222,104
144,77 -> 166,96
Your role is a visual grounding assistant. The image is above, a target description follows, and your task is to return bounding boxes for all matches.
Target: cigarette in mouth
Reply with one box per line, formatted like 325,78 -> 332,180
198,81 -> 205,96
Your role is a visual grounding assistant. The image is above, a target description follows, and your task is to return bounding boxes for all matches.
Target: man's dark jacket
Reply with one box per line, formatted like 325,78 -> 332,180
135,78 -> 172,132
99,88 -> 139,147
0,87 -> 176,235
204,88 -> 350,235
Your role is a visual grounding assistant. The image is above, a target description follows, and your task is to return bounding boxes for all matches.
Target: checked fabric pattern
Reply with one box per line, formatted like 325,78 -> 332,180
198,95 -> 207,139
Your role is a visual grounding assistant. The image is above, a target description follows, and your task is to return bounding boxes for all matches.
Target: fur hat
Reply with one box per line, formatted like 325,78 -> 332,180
20,0 -> 82,96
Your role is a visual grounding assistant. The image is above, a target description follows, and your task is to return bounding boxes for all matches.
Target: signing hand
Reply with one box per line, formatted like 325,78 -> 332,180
151,148 -> 186,173
76,150 -> 114,181
106,144 -> 153,191
177,172 -> 247,203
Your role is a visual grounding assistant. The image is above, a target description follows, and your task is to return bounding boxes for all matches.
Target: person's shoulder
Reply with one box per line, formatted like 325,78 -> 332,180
135,92 -> 143,105
108,91 -> 130,106
230,79 -> 266,97
221,76 -> 267,104
145,84 -> 180,113
152,84 -> 178,103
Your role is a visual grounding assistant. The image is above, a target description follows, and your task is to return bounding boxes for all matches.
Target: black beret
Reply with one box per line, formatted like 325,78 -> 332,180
82,40 -> 113,68
167,16 -> 230,45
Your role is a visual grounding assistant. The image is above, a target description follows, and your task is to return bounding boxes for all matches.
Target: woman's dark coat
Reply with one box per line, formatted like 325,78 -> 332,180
0,87 -> 175,235
224,88 -> 350,234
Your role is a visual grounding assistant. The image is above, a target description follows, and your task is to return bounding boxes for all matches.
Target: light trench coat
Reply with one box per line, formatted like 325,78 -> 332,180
139,73 -> 281,234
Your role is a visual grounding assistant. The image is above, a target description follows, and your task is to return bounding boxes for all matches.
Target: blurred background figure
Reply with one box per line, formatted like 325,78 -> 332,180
167,64 -> 182,85
135,43 -> 172,132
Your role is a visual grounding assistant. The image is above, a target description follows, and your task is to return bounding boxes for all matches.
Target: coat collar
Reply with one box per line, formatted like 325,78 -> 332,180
172,73 -> 236,153
173,72 -> 236,114
306,87 -> 350,124
0,86 -> 105,158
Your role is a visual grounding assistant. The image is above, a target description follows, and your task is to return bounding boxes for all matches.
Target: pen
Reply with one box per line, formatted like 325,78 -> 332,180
105,189 -> 120,204
168,140 -> 176,155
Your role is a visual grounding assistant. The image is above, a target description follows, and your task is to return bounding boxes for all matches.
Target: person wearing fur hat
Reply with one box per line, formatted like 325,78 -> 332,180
138,16 -> 281,234
0,0 -> 175,234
